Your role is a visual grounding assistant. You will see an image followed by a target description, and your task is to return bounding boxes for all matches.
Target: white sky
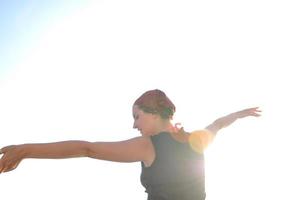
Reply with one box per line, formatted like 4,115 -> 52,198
0,1 -> 301,199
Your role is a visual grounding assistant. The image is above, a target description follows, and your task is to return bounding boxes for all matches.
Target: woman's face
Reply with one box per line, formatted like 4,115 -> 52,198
132,105 -> 159,136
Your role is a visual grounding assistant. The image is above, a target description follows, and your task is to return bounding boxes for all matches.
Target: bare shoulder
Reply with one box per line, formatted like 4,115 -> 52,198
88,136 -> 155,164
131,136 -> 155,167
120,136 -> 153,150
128,135 -> 152,145
137,136 -> 155,167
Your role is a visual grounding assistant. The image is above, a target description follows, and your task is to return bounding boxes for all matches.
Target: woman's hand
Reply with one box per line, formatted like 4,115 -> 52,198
0,145 -> 25,173
234,107 -> 262,118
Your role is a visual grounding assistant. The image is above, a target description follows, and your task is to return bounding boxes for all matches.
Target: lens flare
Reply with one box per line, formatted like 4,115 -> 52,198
188,129 -> 214,154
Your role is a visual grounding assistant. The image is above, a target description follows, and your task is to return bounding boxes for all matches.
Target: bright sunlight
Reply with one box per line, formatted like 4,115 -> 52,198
1,1 -> 301,200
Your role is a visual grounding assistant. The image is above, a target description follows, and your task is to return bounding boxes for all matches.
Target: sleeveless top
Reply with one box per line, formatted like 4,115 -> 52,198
140,132 -> 206,200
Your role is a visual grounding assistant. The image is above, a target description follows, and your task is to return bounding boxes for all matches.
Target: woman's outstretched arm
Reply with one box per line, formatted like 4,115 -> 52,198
205,107 -> 261,135
188,107 -> 261,153
0,137 -> 153,173
0,141 -> 86,173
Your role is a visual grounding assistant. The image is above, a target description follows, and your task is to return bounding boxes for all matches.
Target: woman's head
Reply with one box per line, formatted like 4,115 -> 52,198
132,89 -> 176,135
133,89 -> 175,119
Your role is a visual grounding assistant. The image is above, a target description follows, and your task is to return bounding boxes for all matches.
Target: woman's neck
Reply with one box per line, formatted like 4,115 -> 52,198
152,120 -> 173,135
153,121 -> 189,143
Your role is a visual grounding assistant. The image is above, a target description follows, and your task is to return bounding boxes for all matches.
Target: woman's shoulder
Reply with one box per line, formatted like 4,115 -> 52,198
153,130 -> 189,143
151,131 -> 189,146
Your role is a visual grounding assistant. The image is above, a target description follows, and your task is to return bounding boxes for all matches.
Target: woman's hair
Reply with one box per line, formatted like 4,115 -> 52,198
134,89 -> 176,119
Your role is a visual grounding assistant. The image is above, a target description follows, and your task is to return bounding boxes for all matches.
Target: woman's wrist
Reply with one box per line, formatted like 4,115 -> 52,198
19,144 -> 31,159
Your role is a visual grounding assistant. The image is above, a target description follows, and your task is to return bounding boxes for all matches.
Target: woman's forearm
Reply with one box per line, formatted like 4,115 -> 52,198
215,113 -> 238,130
205,113 -> 237,134
22,140 -> 90,159
205,107 -> 261,135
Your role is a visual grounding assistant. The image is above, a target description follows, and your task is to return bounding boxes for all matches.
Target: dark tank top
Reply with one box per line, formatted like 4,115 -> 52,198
140,132 -> 206,200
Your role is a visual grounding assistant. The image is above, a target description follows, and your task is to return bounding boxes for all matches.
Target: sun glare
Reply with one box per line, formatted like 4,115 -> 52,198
1,1 -> 301,200
189,130 -> 214,154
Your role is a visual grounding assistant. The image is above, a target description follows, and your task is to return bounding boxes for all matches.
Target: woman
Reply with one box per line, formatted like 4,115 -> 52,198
0,89 -> 261,200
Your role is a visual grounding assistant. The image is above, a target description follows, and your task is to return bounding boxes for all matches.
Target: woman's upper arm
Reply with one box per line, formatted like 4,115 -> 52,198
205,123 -> 220,135
87,136 -> 153,163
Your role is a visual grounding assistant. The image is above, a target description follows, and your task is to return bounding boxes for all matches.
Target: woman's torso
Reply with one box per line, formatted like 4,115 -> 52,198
141,132 -> 206,200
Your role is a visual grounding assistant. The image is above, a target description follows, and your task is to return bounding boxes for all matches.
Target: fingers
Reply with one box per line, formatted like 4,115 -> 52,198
243,107 -> 262,116
236,107 -> 262,118
0,166 -> 13,173
1,164 -> 17,173
0,145 -> 19,174
0,165 -> 7,174
0,160 -> 2,173
251,107 -> 261,111
0,159 -> 18,174
250,107 -> 262,117
1,145 -> 16,154
0,160 -> 7,174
